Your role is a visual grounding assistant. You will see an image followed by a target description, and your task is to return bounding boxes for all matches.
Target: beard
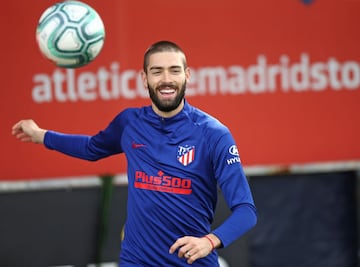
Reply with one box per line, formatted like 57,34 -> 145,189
147,81 -> 186,113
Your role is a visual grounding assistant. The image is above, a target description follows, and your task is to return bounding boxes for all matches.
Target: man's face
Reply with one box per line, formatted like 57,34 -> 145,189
142,51 -> 190,113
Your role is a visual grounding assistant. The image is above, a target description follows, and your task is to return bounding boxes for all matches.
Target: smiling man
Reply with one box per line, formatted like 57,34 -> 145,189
12,40 -> 257,266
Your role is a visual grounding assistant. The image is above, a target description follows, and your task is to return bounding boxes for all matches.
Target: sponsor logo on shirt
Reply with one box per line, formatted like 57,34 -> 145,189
177,145 -> 195,166
229,145 -> 239,156
134,170 -> 192,195
227,145 -> 241,165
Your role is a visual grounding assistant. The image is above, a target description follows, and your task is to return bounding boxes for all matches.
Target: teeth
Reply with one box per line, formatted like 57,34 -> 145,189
160,89 -> 175,93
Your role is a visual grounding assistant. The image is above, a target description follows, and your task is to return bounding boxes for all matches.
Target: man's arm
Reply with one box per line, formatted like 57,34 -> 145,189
12,116 -> 124,161
210,131 -> 258,247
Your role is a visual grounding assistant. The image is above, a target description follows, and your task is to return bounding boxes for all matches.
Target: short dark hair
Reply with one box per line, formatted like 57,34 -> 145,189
143,40 -> 187,73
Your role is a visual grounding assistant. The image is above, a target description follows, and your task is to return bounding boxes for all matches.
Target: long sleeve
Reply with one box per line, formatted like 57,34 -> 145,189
209,131 -> 257,247
43,110 -> 129,160
213,203 -> 257,247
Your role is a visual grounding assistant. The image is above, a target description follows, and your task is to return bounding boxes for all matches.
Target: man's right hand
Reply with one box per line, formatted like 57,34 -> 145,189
12,119 -> 47,144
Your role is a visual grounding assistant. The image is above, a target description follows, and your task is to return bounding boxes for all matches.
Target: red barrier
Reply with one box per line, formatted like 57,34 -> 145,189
2,0 -> 359,179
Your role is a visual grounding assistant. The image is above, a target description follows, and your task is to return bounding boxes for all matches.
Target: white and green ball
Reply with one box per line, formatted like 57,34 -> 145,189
36,0 -> 105,68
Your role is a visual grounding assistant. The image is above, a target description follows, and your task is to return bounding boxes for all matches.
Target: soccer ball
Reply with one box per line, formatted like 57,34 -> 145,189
36,0 -> 105,68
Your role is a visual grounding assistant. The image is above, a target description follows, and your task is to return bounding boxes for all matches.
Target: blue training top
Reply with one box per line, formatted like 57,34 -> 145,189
44,100 -> 257,266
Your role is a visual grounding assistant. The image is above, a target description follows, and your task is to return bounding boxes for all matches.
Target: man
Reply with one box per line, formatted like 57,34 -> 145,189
12,40 -> 257,266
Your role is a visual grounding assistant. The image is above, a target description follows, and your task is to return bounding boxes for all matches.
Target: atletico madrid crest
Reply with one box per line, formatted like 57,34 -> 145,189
177,145 -> 195,166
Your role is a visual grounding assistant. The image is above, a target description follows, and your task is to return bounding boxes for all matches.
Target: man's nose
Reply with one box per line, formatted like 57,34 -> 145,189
161,70 -> 172,82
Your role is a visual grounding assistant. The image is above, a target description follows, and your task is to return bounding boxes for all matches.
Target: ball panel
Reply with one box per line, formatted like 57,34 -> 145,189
88,40 -> 105,60
85,15 -> 105,36
57,28 -> 83,51
38,5 -> 58,24
62,2 -> 88,22
37,17 -> 61,58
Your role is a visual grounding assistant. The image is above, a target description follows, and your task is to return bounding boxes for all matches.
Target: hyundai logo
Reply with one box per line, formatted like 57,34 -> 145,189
228,145 -> 239,156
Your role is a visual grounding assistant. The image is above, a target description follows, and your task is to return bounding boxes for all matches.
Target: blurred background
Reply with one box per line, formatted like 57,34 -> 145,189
0,0 -> 359,266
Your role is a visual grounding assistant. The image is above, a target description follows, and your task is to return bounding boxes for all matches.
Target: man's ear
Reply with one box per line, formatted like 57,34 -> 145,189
141,71 -> 148,89
185,67 -> 191,83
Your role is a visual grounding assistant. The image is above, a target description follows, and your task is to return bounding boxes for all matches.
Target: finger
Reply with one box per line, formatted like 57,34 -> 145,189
188,246 -> 206,264
169,237 -> 188,254
11,128 -> 20,136
20,136 -> 33,142
178,245 -> 193,258
186,250 -> 198,264
178,249 -> 193,259
12,121 -> 23,131
169,240 -> 181,254
12,126 -> 21,135
15,133 -> 31,142
187,256 -> 194,264
15,132 -> 27,139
